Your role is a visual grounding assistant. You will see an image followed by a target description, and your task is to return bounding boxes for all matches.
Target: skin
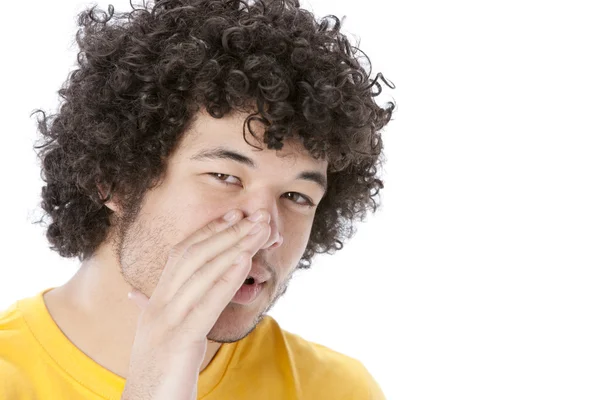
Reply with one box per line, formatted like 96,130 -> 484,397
43,109 -> 328,379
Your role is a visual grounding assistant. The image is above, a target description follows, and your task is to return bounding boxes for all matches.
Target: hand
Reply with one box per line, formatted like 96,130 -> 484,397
120,209 -> 272,400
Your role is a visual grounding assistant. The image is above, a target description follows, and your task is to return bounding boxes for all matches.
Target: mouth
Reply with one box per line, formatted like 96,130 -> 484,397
243,276 -> 270,287
244,262 -> 271,285
231,261 -> 271,305
233,276 -> 266,305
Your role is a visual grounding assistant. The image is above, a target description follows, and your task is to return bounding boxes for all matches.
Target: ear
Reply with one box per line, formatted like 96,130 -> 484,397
96,183 -> 120,213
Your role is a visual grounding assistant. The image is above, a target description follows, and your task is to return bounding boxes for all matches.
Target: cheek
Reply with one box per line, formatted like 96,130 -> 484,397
192,181 -> 241,212
282,220 -> 313,255
173,195 -> 238,235
197,184 -> 229,202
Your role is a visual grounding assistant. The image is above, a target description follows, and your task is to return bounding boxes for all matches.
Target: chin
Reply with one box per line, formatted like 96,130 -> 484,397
205,300 -> 267,343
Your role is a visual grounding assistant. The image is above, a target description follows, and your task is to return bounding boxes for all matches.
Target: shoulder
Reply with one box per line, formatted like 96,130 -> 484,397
0,302 -> 37,399
0,357 -> 37,399
0,300 -> 29,350
0,296 -> 38,352
288,334 -> 386,399
251,316 -> 386,399
0,300 -> 22,327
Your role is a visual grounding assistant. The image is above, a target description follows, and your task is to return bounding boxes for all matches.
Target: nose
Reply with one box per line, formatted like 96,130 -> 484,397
260,222 -> 283,250
241,196 -> 283,251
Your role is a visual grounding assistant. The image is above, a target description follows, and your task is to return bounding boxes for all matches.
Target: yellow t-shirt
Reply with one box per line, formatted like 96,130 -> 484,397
0,288 -> 386,399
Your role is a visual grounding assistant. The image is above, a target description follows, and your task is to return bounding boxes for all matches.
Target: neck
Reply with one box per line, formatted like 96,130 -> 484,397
43,242 -> 222,379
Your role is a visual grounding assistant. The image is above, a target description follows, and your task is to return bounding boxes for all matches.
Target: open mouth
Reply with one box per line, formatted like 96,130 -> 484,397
233,276 -> 265,305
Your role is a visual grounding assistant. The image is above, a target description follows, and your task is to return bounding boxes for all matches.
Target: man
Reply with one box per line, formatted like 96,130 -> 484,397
0,0 -> 394,398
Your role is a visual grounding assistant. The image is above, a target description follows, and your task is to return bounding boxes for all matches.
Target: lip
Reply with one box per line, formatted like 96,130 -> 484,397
247,261 -> 271,284
232,280 -> 265,305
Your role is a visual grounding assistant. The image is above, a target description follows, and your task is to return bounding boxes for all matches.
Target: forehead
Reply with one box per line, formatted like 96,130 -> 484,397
178,110 -> 327,169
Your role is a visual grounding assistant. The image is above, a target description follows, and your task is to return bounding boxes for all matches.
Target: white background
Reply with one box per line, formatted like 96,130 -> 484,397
1,1 -> 599,399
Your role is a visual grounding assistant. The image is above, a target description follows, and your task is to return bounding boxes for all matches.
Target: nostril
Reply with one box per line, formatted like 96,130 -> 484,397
273,232 -> 283,246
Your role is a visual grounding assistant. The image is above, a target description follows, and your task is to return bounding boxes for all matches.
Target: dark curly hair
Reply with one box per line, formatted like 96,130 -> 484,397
32,0 -> 395,269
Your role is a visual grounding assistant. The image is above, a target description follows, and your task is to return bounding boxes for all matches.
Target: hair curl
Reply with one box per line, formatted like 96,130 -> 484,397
32,0 -> 395,268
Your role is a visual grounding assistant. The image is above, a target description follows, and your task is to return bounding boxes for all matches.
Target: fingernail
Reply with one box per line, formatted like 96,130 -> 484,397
224,210 -> 238,222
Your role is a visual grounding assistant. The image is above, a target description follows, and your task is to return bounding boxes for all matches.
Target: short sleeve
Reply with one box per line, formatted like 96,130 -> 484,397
358,362 -> 386,400
337,360 -> 387,400
0,358 -> 36,400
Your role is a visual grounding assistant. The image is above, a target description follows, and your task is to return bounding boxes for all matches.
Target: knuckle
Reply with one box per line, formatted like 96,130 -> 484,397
183,242 -> 206,262
215,270 -> 237,287
230,241 -> 246,254
179,246 -> 192,261
228,221 -> 244,236
168,245 -> 185,260
201,220 -> 219,236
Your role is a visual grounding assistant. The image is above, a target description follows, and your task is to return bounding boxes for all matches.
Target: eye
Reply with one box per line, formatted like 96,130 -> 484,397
208,173 -> 241,186
283,192 -> 315,208
208,173 -> 316,208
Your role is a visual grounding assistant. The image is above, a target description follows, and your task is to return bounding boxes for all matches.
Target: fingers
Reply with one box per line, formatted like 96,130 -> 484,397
152,209 -> 270,304
167,209 -> 244,260
168,222 -> 271,325
190,254 -> 253,331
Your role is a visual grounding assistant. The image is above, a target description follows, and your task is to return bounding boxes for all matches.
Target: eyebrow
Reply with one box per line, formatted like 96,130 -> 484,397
190,146 -> 328,194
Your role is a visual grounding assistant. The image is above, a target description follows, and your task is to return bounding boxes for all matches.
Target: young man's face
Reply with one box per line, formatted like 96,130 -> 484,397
110,110 -> 328,343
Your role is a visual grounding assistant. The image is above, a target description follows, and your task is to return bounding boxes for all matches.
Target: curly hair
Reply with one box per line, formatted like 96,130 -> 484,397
32,0 -> 395,269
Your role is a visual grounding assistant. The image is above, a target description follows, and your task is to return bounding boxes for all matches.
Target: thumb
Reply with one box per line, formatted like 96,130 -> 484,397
127,289 -> 150,310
